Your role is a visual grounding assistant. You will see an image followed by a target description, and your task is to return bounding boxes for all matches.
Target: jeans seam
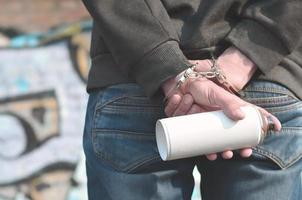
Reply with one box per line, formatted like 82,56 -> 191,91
95,96 -> 130,111
101,106 -> 162,114
244,96 -> 296,105
92,128 -> 155,136
243,85 -> 298,99
124,155 -> 161,173
243,95 -> 301,113
91,129 -> 159,172
267,102 -> 302,113
108,100 -> 161,107
125,156 -> 161,173
95,95 -> 156,109
279,127 -> 302,131
91,90 -> 105,165
254,146 -> 302,169
253,147 -> 285,168
92,91 -> 105,130
92,142 -> 159,173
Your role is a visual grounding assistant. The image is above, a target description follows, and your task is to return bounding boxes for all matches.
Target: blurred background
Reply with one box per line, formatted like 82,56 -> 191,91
0,1 -> 201,199
0,1 -> 91,200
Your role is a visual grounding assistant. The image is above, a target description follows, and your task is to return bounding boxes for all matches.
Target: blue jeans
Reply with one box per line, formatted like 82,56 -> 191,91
83,80 -> 302,200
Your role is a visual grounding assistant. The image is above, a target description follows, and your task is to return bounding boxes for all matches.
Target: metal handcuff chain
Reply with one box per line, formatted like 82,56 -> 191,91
164,58 -> 237,104
177,59 -> 226,86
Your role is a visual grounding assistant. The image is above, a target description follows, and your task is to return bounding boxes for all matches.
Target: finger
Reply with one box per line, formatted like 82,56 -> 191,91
187,104 -> 201,115
239,148 -> 253,158
173,94 -> 194,116
164,93 -> 182,117
269,115 -> 282,132
187,104 -> 210,115
206,153 -> 218,161
257,107 -> 282,131
209,85 -> 247,121
221,150 -> 233,159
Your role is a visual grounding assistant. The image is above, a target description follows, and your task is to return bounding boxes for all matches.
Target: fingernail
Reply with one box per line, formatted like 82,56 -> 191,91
224,151 -> 233,159
207,154 -> 217,161
267,116 -> 275,130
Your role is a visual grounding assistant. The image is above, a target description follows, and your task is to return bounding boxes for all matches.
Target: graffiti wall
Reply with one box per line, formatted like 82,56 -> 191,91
0,20 -> 92,200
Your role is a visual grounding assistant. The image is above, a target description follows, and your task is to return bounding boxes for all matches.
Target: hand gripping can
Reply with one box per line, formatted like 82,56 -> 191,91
155,106 -> 274,161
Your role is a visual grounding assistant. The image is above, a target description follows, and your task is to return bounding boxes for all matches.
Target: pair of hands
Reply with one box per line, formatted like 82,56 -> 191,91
162,47 -> 282,160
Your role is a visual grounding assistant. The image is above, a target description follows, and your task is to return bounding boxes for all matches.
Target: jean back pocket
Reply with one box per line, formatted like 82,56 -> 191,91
241,80 -> 302,169
91,84 -> 164,172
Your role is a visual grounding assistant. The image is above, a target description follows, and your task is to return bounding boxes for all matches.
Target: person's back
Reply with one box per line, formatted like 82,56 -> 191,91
82,0 -> 302,199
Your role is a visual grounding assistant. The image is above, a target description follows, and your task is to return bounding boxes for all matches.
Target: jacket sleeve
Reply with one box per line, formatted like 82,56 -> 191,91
226,0 -> 302,74
82,0 -> 191,96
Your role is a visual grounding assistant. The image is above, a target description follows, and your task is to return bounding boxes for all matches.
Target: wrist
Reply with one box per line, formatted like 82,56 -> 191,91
217,47 -> 257,91
162,76 -> 177,96
162,67 -> 192,96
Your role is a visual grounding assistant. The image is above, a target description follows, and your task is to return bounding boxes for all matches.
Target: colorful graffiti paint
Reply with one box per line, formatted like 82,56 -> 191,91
0,21 -> 91,200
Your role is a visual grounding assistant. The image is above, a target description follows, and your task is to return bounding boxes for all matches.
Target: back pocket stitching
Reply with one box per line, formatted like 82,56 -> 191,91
102,105 -> 162,114
96,96 -> 162,113
244,96 -> 296,105
253,146 -> 302,169
253,127 -> 302,169
242,96 -> 301,113
242,84 -> 298,99
267,102 -> 302,113
91,129 -> 159,172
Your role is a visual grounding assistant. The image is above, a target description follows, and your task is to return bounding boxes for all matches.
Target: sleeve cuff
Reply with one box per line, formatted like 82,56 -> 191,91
132,40 -> 191,97
226,19 -> 289,74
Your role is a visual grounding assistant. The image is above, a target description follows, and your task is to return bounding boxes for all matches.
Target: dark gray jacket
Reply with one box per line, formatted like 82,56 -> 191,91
82,0 -> 302,99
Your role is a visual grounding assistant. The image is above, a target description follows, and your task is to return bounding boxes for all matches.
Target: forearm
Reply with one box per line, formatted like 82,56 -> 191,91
82,0 -> 191,96
217,46 -> 257,91
226,0 -> 302,74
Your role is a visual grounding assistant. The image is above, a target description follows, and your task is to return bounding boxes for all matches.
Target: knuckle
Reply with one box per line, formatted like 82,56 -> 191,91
170,96 -> 180,106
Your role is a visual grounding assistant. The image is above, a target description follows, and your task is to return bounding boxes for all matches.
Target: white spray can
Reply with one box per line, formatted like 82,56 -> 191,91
156,106 -> 273,161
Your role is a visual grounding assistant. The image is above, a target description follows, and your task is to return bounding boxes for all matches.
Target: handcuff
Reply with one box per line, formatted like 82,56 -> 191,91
164,57 -> 239,104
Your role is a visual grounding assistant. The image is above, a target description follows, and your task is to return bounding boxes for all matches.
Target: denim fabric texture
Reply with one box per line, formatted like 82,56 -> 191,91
83,81 -> 302,200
